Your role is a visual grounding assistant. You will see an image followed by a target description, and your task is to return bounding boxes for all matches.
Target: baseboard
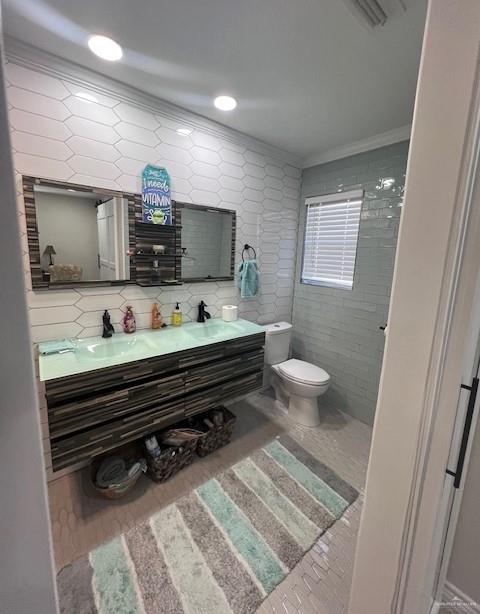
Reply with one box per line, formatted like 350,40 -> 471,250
442,581 -> 480,613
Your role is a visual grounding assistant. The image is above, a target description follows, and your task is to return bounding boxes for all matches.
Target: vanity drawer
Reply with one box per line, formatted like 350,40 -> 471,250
222,332 -> 265,357
45,352 -> 182,405
185,371 -> 264,418
48,371 -> 186,439
185,347 -> 264,394
51,398 -> 185,471
45,332 -> 265,405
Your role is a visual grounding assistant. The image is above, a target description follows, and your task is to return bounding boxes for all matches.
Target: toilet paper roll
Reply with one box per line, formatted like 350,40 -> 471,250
222,305 -> 238,322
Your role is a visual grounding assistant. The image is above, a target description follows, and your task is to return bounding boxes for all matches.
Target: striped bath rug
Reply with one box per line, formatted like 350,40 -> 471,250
57,435 -> 358,614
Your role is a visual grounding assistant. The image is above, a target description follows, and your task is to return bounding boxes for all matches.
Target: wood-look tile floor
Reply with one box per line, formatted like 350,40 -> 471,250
48,391 -> 372,613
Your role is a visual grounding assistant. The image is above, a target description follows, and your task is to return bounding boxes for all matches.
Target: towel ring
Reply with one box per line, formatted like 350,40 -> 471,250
242,244 -> 256,261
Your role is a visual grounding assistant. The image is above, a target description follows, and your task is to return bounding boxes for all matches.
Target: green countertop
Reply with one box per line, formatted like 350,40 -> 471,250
38,318 -> 265,382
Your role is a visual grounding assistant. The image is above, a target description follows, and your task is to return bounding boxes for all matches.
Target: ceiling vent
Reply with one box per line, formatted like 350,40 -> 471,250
345,0 -> 408,28
351,0 -> 388,27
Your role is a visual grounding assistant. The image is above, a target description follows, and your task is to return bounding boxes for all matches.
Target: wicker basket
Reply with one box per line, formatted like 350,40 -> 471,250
195,407 -> 236,457
90,457 -> 145,500
145,438 -> 197,482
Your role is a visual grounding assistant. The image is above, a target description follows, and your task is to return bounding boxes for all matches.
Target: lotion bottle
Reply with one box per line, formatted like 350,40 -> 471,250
151,303 -> 162,329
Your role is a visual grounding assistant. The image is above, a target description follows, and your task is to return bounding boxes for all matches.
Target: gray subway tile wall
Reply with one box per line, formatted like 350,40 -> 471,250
292,141 -> 409,425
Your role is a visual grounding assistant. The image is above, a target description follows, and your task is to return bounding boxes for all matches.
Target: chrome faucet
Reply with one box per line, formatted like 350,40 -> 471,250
197,301 -> 211,323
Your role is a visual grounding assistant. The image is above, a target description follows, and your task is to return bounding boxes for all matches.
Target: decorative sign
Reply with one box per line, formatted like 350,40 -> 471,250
142,165 -> 172,224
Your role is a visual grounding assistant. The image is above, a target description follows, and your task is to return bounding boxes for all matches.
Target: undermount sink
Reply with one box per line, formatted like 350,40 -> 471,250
184,320 -> 243,341
77,336 -> 152,360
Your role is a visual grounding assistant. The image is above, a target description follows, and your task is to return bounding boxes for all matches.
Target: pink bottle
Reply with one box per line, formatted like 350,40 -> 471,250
122,306 -> 136,334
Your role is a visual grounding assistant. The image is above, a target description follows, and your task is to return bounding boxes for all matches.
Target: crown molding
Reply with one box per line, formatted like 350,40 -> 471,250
303,124 -> 411,168
4,36 -> 302,167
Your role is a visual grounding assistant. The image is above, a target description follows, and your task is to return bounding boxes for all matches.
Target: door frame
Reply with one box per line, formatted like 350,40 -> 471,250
0,28 -> 59,614
349,1 -> 480,612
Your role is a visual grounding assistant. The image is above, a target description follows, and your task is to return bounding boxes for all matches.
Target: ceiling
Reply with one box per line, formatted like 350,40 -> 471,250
3,0 -> 427,161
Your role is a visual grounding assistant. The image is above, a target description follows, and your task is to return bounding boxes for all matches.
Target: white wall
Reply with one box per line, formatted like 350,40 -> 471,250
5,49 -> 301,343
36,191 -> 99,280
0,36 -> 58,614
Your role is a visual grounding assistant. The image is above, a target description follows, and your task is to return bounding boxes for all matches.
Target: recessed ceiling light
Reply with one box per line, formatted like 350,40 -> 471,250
88,35 -> 123,61
75,92 -> 98,103
214,95 -> 237,111
176,127 -> 193,136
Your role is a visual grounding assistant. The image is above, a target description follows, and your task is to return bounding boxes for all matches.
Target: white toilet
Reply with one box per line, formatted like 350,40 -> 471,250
263,322 -> 330,427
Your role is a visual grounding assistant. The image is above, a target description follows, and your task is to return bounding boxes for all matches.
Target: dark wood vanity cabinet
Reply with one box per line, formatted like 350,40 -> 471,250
45,332 -> 265,471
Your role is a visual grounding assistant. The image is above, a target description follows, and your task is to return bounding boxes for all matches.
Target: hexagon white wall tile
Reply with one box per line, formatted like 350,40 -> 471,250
11,131 -> 72,160
6,60 -> 301,341
116,122 -> 159,147
65,117 -> 120,144
9,109 -> 72,141
6,63 -> 70,99
66,136 -> 121,163
63,96 -> 120,125
61,81 -> 119,108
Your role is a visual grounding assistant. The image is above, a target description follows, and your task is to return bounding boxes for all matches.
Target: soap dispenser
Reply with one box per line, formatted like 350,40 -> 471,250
102,310 -> 115,338
122,306 -> 136,334
171,302 -> 183,327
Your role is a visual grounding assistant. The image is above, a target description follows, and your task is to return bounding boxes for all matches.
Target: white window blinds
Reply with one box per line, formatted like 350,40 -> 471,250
301,189 -> 363,289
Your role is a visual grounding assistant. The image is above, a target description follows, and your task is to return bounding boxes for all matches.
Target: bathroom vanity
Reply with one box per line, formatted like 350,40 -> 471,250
39,319 -> 265,471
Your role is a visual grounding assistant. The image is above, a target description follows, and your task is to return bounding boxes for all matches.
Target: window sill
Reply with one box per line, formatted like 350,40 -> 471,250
300,278 -> 353,290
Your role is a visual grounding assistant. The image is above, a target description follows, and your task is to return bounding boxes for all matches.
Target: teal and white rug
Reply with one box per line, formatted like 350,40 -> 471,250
57,435 -> 358,614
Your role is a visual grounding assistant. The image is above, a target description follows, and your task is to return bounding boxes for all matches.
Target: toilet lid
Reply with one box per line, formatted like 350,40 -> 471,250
278,359 -> 330,385
264,322 -> 292,335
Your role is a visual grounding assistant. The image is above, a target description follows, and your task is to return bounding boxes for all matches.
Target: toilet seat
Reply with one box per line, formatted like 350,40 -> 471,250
278,359 -> 330,386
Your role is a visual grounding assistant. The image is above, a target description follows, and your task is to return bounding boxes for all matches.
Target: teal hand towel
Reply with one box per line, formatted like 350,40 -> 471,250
238,259 -> 259,298
38,338 -> 76,355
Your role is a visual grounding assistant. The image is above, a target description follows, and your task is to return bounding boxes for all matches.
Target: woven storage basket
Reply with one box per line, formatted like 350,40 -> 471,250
90,457 -> 144,500
145,438 -> 197,483
196,407 -> 236,457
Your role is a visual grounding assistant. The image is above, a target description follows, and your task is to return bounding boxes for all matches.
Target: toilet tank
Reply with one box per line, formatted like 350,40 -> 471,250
264,322 -> 292,365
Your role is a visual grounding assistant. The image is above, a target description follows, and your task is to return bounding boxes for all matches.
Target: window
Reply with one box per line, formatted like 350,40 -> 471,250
301,189 -> 363,289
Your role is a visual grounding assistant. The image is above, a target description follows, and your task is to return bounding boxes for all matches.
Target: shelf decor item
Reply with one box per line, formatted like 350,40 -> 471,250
142,164 -> 172,225
43,244 -> 56,266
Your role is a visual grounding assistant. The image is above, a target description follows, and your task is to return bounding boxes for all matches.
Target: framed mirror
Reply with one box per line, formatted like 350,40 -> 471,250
177,202 -> 236,282
23,176 -> 138,289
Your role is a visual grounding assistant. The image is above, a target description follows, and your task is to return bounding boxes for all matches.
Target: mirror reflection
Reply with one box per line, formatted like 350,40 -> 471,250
35,185 -> 130,284
180,204 -> 235,281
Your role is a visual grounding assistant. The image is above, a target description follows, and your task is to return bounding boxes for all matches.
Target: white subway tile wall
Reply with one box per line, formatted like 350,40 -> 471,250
5,61 -> 302,343
293,142 -> 409,425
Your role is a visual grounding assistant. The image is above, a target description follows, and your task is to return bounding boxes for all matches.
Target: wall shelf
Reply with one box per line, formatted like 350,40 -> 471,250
136,281 -> 183,287
134,253 -> 181,259
135,213 -> 182,287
